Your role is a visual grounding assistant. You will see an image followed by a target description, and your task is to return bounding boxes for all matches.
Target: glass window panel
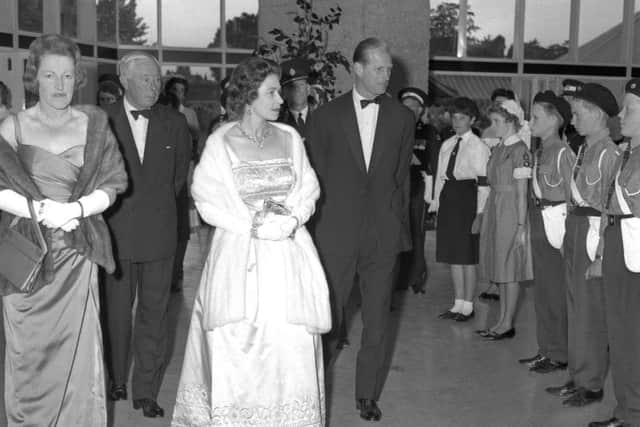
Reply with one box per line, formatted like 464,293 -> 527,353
97,0 -> 117,44
119,0 -> 156,46
430,0 -> 460,57
225,0 -> 259,49
162,65 -> 223,134
161,0 -> 220,48
18,0 -> 43,33
632,1 -> 640,64
466,0 -> 515,59
578,0 -> 623,64
524,0 -> 570,60
61,0 -> 78,38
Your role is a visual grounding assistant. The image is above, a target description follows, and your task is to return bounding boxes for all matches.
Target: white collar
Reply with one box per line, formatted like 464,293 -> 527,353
502,134 -> 521,146
456,129 -> 473,141
123,97 -> 141,116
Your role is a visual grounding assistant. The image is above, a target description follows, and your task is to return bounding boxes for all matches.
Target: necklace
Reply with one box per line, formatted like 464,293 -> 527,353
237,123 -> 272,149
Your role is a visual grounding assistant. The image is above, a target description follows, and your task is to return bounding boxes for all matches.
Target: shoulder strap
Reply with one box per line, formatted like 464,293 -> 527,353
12,114 -> 22,145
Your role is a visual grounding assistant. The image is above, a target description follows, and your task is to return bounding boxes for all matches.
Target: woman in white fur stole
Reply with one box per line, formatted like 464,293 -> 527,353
171,57 -> 330,427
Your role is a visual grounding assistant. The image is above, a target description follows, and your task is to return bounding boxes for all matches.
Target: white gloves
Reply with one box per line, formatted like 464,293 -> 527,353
252,214 -> 298,241
0,189 -> 111,232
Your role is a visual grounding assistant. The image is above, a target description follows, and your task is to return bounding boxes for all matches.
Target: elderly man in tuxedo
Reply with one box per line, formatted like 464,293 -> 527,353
101,51 -> 190,418
306,37 -> 414,422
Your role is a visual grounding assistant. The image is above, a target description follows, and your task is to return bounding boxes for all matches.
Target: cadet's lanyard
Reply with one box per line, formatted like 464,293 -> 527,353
573,143 -> 586,181
605,143 -> 633,211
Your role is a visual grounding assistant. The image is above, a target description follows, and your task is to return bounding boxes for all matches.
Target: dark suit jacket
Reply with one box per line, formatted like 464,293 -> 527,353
278,107 -> 310,138
103,100 -> 191,262
306,91 -> 414,257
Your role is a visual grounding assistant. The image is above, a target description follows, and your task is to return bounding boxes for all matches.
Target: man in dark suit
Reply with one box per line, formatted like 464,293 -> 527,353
278,57 -> 312,137
102,51 -> 190,418
306,37 -> 414,422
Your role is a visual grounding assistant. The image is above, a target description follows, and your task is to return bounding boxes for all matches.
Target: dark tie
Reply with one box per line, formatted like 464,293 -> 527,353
360,96 -> 381,109
445,137 -> 462,180
131,109 -> 152,120
296,112 -> 305,129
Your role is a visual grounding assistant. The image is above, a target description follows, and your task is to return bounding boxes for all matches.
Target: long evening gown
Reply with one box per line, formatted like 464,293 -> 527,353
2,144 -> 106,426
172,157 -> 325,427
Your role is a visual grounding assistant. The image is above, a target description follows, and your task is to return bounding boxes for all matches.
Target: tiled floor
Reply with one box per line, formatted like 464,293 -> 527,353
0,229 -> 617,426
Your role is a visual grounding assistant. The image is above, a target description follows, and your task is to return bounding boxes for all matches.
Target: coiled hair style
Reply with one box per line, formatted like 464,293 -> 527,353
226,56 -> 280,120
23,33 -> 86,94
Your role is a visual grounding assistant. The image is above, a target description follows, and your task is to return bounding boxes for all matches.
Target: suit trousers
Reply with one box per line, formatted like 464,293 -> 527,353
564,213 -> 608,390
102,256 -> 174,400
529,205 -> 568,362
322,217 -> 397,401
603,222 -> 640,426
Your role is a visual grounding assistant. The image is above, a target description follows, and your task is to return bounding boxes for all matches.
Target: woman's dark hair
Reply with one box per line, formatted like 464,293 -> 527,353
157,91 -> 180,110
0,81 -> 10,109
490,88 -> 515,102
226,56 -> 280,119
165,76 -> 189,95
450,97 -> 480,120
23,33 -> 86,94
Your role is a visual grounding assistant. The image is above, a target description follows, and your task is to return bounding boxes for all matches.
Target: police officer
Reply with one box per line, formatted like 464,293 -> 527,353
278,57 -> 312,137
397,87 -> 433,293
546,83 -> 619,407
589,79 -> 640,427
518,91 -> 575,373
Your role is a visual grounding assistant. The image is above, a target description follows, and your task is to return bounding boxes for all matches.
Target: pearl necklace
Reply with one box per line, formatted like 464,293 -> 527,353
237,123 -> 272,149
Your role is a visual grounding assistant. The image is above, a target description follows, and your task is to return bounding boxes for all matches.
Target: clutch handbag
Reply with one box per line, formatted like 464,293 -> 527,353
0,199 -> 48,293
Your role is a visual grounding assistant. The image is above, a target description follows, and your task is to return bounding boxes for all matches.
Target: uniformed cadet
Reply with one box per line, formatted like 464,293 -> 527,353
589,79 -> 640,427
278,57 -> 312,137
518,90 -> 575,373
561,79 -> 586,154
430,97 -> 491,322
546,83 -> 619,407
397,86 -> 432,293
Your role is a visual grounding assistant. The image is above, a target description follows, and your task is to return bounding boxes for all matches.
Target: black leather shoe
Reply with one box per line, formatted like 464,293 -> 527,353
453,311 -> 475,322
109,384 -> 127,401
337,337 -> 350,350
133,398 -> 165,418
356,399 -> 381,422
529,357 -> 568,374
589,417 -> 628,427
438,310 -> 458,319
518,353 -> 543,365
562,388 -> 603,407
475,329 -> 493,337
479,291 -> 499,301
545,381 -> 577,397
485,328 -> 515,340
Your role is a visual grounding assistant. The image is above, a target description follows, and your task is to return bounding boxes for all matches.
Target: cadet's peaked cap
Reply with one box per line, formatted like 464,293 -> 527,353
533,90 -> 572,126
280,57 -> 311,86
561,79 -> 584,96
573,83 -> 619,117
398,87 -> 429,107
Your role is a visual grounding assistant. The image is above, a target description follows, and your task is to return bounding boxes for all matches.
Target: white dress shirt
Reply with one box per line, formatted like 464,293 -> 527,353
289,106 -> 309,124
352,88 -> 380,171
123,97 -> 149,163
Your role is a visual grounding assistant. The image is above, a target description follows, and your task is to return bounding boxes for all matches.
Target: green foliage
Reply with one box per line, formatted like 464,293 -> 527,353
210,13 -> 258,50
97,0 -> 149,45
256,0 -> 350,99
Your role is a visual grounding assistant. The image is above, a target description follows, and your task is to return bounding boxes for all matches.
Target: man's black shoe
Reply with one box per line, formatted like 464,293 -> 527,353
356,399 -> 381,422
545,380 -> 577,397
109,384 -> 127,401
562,388 -> 603,407
133,398 -> 165,418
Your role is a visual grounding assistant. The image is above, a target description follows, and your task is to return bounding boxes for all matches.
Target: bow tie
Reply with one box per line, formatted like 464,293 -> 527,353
131,109 -> 152,120
360,96 -> 381,109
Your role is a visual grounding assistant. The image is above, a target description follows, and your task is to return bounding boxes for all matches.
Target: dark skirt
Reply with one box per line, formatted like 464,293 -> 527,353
436,179 -> 479,265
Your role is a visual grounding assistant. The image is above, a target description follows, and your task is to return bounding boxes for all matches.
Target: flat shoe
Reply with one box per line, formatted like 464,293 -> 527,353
453,311 -> 474,322
545,381 -> 577,397
438,310 -> 458,319
484,328 -> 515,340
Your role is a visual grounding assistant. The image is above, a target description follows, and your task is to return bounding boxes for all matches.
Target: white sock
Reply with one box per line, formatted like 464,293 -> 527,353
460,301 -> 474,315
451,299 -> 463,313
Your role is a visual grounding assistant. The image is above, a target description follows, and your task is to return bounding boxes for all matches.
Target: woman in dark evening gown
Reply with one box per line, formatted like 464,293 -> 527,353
0,34 -> 127,426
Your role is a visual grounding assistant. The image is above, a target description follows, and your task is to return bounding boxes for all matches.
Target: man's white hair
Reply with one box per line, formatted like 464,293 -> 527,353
118,51 -> 160,78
